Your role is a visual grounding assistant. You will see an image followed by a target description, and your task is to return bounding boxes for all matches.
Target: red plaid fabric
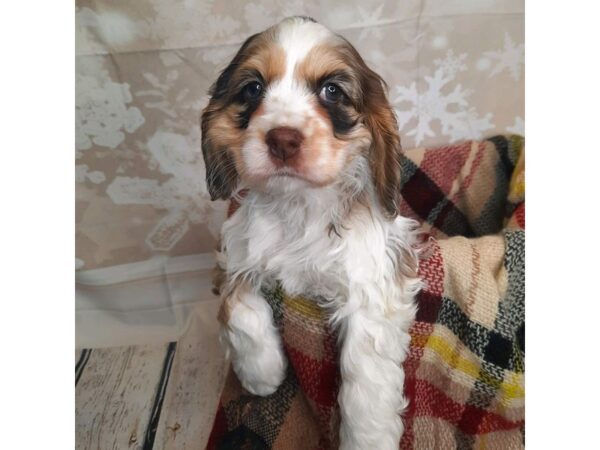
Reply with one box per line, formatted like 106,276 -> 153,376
207,135 -> 525,450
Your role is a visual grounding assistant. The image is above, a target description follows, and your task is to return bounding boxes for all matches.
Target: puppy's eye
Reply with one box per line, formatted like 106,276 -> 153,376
320,83 -> 343,103
242,81 -> 263,102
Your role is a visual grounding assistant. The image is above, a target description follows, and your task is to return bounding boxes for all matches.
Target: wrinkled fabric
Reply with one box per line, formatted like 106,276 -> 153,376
208,135 -> 525,450
76,0 -> 524,277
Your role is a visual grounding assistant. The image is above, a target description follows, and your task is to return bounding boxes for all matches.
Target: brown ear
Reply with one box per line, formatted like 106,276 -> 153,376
200,122 -> 237,201
338,38 -> 402,218
362,73 -> 402,218
200,33 -> 260,201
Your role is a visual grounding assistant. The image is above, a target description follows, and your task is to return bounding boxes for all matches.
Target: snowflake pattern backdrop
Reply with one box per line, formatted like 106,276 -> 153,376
76,0 -> 524,271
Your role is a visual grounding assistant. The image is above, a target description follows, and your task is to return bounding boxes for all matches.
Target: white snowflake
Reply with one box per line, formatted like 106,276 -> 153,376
76,8 -> 101,54
76,73 -> 145,151
446,108 -> 495,143
507,116 -> 525,136
76,164 -> 106,184
136,70 -> 205,132
434,49 -> 468,78
482,33 -> 524,81
393,68 -> 494,146
106,130 -> 227,251
76,7 -> 141,55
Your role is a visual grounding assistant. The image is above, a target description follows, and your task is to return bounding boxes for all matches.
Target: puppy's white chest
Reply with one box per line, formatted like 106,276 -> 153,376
246,212 -> 344,296
222,192 -> 349,297
221,186 -> 416,304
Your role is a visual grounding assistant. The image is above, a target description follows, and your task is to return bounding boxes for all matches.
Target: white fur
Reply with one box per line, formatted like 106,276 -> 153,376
222,290 -> 287,396
218,18 -> 421,450
221,156 -> 421,450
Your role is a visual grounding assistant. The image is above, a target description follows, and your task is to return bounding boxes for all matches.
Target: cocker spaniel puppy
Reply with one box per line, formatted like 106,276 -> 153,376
201,16 -> 421,450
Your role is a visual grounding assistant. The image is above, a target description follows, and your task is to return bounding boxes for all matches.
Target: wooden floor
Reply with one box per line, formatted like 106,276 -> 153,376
75,312 -> 228,450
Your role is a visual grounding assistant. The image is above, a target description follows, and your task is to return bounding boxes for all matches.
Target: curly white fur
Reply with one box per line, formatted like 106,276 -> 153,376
219,155 -> 421,450
209,17 -> 422,450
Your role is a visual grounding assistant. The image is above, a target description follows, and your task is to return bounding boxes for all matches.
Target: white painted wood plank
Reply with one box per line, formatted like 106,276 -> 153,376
75,344 -> 167,450
153,300 -> 228,449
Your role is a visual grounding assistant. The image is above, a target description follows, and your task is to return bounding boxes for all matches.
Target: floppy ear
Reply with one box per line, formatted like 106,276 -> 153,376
200,33 -> 259,201
339,38 -> 402,218
362,72 -> 402,218
200,120 -> 237,201
201,93 -> 240,200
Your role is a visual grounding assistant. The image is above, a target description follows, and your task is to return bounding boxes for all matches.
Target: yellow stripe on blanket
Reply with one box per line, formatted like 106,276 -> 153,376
508,135 -> 525,203
425,334 -> 524,401
426,334 -> 480,379
500,372 -> 525,405
283,294 -> 525,405
283,295 -> 324,320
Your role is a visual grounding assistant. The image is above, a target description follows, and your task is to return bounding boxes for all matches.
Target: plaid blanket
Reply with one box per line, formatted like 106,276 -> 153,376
206,135 -> 525,450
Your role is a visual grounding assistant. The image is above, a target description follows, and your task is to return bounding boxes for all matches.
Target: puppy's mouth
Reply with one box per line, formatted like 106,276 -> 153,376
272,168 -> 303,179
270,169 -> 315,185
246,167 -> 327,189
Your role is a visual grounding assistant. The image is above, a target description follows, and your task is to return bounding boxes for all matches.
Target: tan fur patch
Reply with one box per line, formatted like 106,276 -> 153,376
295,44 -> 351,85
243,43 -> 286,84
203,108 -> 246,179
218,29 -> 285,90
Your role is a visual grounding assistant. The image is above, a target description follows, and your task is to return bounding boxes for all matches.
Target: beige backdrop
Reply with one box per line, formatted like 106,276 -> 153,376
75,0 -> 524,347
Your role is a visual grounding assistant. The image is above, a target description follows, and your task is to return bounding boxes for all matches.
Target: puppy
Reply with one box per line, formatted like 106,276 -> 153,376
201,16 -> 421,450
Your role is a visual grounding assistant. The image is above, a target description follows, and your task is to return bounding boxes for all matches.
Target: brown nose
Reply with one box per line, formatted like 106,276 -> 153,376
265,127 -> 303,161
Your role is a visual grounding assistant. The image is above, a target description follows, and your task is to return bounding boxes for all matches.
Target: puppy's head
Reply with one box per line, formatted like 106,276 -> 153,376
201,16 -> 402,217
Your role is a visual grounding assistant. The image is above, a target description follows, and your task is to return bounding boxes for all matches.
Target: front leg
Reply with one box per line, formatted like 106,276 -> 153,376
218,279 -> 287,396
338,292 -> 416,450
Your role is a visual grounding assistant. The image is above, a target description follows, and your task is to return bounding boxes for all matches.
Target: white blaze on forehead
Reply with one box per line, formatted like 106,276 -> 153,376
276,18 -> 333,81
253,19 -> 333,129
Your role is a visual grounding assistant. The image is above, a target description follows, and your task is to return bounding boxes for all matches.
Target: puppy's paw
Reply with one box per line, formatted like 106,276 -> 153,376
222,290 -> 287,396
232,335 -> 287,396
